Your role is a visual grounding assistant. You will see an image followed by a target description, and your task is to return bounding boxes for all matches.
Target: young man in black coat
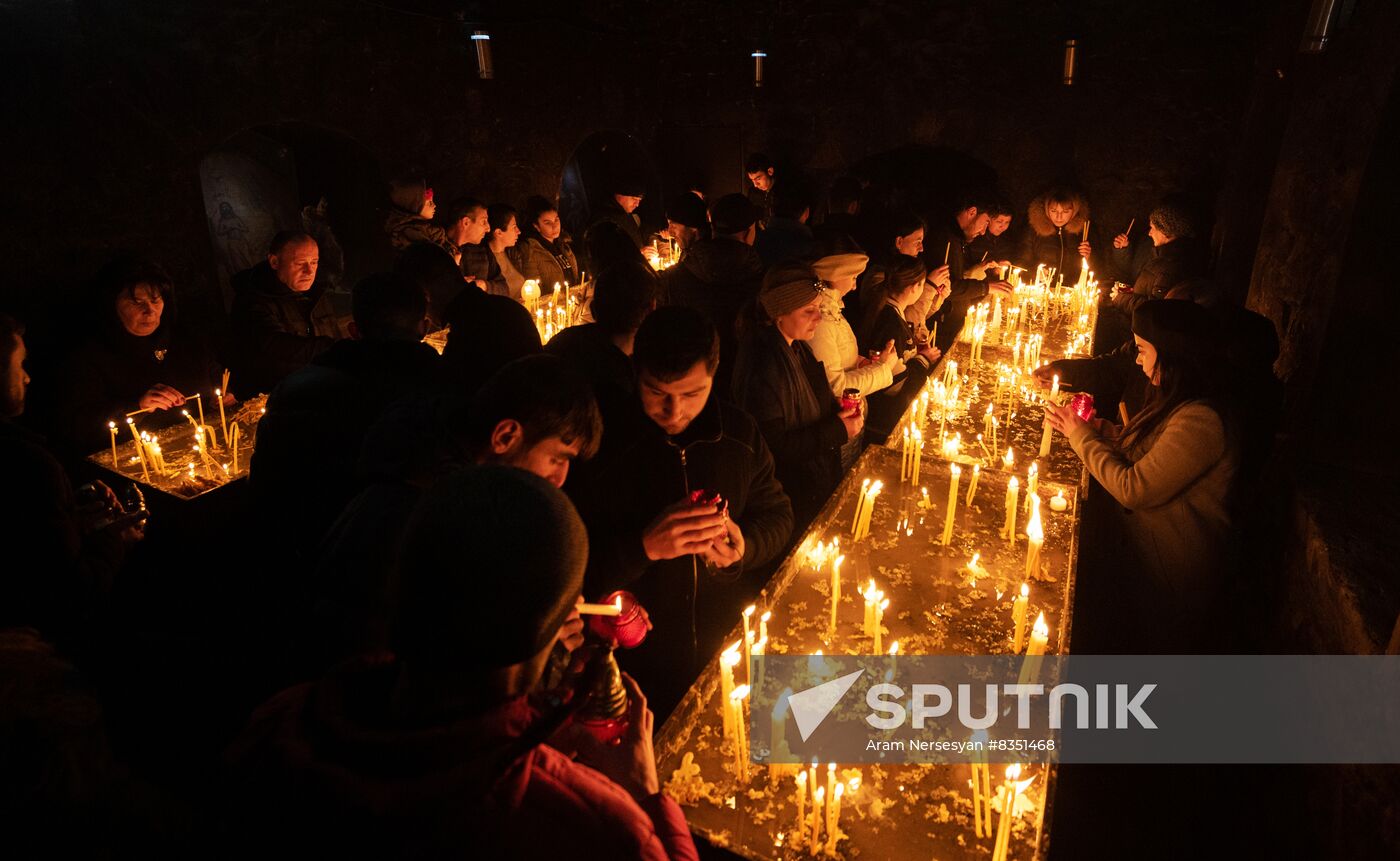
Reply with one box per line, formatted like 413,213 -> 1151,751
250,271 -> 446,568
228,231 -> 345,396
923,194 -> 1013,354
566,307 -> 793,719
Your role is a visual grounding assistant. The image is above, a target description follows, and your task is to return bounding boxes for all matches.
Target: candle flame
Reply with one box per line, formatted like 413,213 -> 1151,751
731,684 -> 751,701
760,610 -> 771,623
1020,582 -> 1029,599
744,605 -> 756,618
1003,448 -> 1015,467
1027,502 -> 1044,542
889,641 -> 900,656
1033,613 -> 1049,637
1006,763 -> 1022,780
108,421 -> 116,429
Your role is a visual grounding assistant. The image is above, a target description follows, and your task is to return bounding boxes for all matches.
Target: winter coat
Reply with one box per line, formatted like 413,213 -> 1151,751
543,323 -> 634,427
250,339 -> 448,564
441,286 -> 542,395
1019,195 -> 1093,284
384,182 -> 457,258
858,303 -> 933,440
1111,238 -> 1211,314
588,200 -> 648,252
747,186 -> 773,228
35,314 -> 221,454
807,292 -> 895,398
459,242 -> 510,297
227,662 -> 699,861
0,420 -> 127,653
922,221 -> 991,354
661,237 -> 766,397
1065,401 -> 1236,650
510,232 -> 580,288
566,397 -> 793,716
732,326 -> 847,528
753,216 -> 815,267
228,262 -> 345,397
1044,341 -> 1149,419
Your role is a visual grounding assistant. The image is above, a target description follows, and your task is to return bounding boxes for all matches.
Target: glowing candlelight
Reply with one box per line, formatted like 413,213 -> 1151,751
810,786 -> 825,857
730,684 -> 750,779
941,464 -> 961,545
1025,498 -> 1044,577
215,386 -> 229,445
794,771 -> 808,850
107,421 -> 119,468
1012,583 -> 1030,653
1025,462 -> 1039,510
965,463 -> 981,506
851,478 -> 870,535
720,643 -> 741,739
1003,477 -> 1020,544
873,598 -> 888,654
126,418 -> 149,481
1049,489 -> 1068,512
742,605 -> 756,681
1018,613 -> 1051,687
825,782 -> 844,853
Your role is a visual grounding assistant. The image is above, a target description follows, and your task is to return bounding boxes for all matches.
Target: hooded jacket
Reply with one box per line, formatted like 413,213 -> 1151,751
229,262 -> 345,397
510,231 -> 580,289
1112,237 -> 1211,314
227,661 -> 698,860
384,181 -> 458,258
458,243 -> 510,297
1019,194 -> 1093,283
566,396 -> 793,716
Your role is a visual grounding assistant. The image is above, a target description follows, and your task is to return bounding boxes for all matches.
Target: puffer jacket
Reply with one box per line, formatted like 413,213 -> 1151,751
509,232 -> 580,288
1019,193 -> 1093,284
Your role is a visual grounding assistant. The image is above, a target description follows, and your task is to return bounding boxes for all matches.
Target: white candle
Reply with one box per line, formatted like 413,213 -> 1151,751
720,642 -> 740,739
1025,497 -> 1044,578
851,478 -> 870,536
1012,583 -> 1029,653
1003,477 -> 1019,544
873,598 -> 888,654
794,772 -> 808,850
1018,613 -> 1051,687
1039,411 -> 1053,458
108,421 -> 119,468
810,786 -> 825,857
1049,489 -> 1068,512
742,605 -> 756,682
830,554 -> 844,639
965,463 -> 981,506
941,464 -> 961,545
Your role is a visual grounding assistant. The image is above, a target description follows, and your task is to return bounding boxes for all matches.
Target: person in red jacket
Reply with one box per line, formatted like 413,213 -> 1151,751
228,465 -> 698,860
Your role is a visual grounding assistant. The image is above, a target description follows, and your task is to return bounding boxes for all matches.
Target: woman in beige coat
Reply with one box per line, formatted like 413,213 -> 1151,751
809,250 -> 899,398
1045,300 -> 1236,651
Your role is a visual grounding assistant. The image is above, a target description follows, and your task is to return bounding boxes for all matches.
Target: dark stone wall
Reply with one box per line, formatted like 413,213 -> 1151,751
0,0 -> 1282,323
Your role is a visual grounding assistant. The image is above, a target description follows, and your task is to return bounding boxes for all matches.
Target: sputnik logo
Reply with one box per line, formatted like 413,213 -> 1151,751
788,669 -> 866,741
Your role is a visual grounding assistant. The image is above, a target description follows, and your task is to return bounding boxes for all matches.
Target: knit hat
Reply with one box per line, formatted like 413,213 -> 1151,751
760,261 -> 826,318
811,252 -> 869,286
392,465 -> 588,671
710,193 -> 759,235
666,192 -> 709,230
1149,201 -> 1197,240
1131,299 -> 1218,361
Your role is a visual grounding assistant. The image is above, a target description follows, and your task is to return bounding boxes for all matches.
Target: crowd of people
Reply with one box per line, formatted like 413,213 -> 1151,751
0,154 -> 1282,855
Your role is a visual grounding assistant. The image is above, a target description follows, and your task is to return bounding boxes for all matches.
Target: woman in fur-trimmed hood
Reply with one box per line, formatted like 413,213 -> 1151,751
1019,187 -> 1093,284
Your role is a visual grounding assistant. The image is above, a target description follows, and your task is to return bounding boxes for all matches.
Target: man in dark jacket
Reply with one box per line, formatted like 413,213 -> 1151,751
567,307 -> 793,719
661,194 -> 765,398
230,467 -> 698,861
306,355 -> 602,672
587,177 -> 651,257
745,152 -> 776,228
968,196 -> 1016,270
441,196 -> 505,298
754,180 -> 816,266
546,262 -> 656,426
229,231 -> 345,396
1,316 -> 141,655
250,271 -> 445,567
924,194 -> 1012,354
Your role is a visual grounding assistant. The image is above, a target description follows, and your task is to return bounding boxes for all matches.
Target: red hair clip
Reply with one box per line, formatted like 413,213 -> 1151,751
424,187 -> 435,203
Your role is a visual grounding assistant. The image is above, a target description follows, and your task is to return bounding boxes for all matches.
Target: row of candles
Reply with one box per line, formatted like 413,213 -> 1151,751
520,279 -> 583,344
106,370 -> 245,482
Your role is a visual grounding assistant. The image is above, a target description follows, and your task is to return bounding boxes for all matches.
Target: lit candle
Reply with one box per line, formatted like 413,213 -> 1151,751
941,464 -> 961,545
1003,477 -> 1020,544
911,427 -> 923,486
829,554 -> 844,640
873,598 -> 888,654
825,782 -> 844,853
720,642 -> 740,740
991,764 -> 1024,861
1024,462 -> 1039,510
964,462 -> 982,506
794,771 -> 808,850
107,421 -> 119,468
856,481 -> 882,541
126,419 -> 150,482
901,427 -> 911,481
1050,373 -> 1060,400
215,386 -> 229,446
1018,613 -> 1051,687
886,640 -> 900,683
1002,447 -> 1014,472
851,478 -> 870,536
1011,583 -> 1029,653
862,580 -> 878,637
191,392 -> 206,434
810,786 -> 825,857
731,684 -> 750,779
1025,497 -> 1044,578
229,423 -> 241,474
742,605 -> 756,682
1049,489 -> 1068,512
759,610 -> 771,645
971,728 -> 992,838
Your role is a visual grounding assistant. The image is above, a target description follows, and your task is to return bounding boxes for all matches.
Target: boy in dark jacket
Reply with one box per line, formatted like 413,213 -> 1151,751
228,232 -> 345,396
567,307 -> 793,718
230,466 -> 698,861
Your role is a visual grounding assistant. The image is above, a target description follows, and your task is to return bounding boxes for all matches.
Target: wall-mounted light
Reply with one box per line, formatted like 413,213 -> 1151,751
471,30 -> 494,79
1062,39 -> 1077,86
752,51 -> 767,88
1300,0 -> 1338,52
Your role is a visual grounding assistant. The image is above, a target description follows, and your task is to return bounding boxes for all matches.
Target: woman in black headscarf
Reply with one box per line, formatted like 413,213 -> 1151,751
36,257 -> 224,453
